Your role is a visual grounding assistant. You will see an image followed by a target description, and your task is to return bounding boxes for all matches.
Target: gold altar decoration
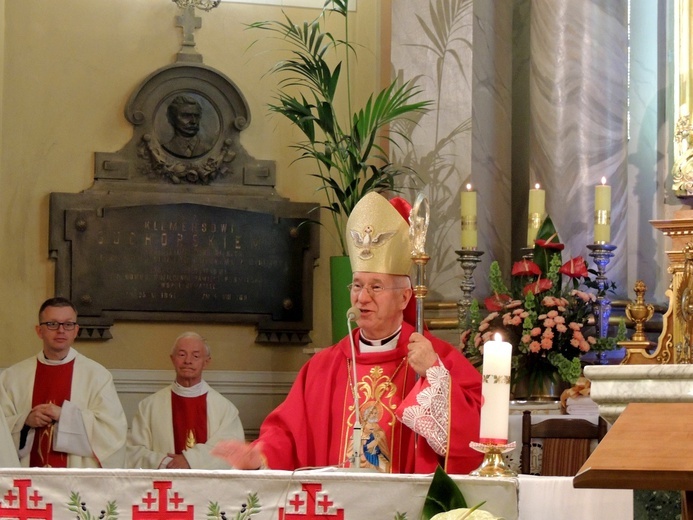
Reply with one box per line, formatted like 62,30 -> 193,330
410,193 -> 431,335
673,0 -> 693,196
619,280 -> 659,365
650,212 -> 693,363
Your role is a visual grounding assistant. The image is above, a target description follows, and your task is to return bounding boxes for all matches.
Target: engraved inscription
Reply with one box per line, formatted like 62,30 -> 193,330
66,203 -> 309,321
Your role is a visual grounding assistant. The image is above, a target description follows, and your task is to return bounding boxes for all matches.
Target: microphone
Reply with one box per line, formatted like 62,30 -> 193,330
347,307 -> 361,321
346,306 -> 363,469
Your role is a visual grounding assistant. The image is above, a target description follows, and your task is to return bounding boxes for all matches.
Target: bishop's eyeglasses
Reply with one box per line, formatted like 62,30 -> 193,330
40,321 -> 78,331
347,283 -> 408,297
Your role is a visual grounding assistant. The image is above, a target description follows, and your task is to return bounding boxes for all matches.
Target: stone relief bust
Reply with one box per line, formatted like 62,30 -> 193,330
160,94 -> 218,159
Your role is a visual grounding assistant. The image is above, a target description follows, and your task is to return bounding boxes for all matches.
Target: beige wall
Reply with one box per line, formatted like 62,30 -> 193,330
0,1 -> 383,372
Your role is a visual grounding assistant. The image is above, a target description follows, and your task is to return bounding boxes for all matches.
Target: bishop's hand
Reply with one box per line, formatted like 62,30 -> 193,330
407,332 -> 437,377
211,439 -> 266,470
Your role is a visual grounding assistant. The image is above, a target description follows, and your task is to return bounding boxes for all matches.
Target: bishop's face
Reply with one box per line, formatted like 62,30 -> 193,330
170,336 -> 210,387
35,305 -> 79,361
350,272 -> 412,340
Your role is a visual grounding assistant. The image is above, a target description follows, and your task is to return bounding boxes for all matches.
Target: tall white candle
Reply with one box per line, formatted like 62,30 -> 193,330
460,183 -> 478,249
594,176 -> 611,243
527,183 -> 545,247
479,333 -> 512,444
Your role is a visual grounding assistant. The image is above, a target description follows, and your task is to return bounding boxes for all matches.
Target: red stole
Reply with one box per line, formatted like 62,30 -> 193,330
171,391 -> 208,454
30,360 -> 74,467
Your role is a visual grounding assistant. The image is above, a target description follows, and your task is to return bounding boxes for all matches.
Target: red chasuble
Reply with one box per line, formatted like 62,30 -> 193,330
171,392 -> 208,454
255,322 -> 483,474
30,360 -> 74,467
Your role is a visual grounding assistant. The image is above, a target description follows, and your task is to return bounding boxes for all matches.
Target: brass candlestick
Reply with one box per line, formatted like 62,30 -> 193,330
456,249 -> 484,329
620,280 -> 660,365
468,441 -> 517,477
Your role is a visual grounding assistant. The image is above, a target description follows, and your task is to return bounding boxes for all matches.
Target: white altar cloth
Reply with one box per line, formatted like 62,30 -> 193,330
0,468 -> 518,520
517,475 -> 633,520
0,468 -> 634,520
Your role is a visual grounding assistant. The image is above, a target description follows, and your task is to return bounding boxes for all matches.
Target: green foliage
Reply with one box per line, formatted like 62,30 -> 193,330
248,0 -> 431,254
488,261 -> 509,296
67,492 -> 118,520
421,466 -> 468,519
207,494 -> 261,520
592,318 -> 628,352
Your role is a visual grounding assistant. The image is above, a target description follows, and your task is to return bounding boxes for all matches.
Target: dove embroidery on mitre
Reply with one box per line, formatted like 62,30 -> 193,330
350,225 -> 397,260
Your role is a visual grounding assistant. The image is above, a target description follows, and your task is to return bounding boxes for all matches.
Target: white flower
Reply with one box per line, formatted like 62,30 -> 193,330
430,508 -> 502,520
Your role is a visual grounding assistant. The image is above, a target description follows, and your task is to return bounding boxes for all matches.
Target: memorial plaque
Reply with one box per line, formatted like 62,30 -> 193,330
47,48 -> 320,343
70,203 -> 308,317
50,192 -> 319,343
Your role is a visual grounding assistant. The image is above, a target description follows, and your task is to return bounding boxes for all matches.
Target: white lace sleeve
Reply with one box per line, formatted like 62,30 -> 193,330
400,363 -> 450,455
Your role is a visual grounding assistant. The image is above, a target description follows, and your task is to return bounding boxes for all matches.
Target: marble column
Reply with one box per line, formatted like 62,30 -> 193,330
529,0 -> 628,292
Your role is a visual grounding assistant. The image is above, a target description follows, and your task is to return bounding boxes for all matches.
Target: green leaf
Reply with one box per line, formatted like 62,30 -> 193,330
532,216 -> 562,278
421,466 -> 468,520
248,1 -> 431,255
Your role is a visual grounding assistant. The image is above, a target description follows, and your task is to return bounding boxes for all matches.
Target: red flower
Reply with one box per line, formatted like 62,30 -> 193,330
484,293 -> 512,312
559,256 -> 589,278
511,259 -> 542,277
523,278 -> 553,296
534,238 -> 565,251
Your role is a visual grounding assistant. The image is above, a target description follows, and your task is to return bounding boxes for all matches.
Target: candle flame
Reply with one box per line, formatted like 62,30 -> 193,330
601,176 -> 607,185
534,183 -> 540,190
494,332 -> 502,342
466,183 -> 472,191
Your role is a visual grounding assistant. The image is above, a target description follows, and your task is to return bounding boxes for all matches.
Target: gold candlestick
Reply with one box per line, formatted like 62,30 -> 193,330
468,441 -> 517,477
620,280 -> 672,365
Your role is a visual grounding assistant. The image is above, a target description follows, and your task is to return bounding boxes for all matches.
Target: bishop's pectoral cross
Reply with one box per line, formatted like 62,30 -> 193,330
176,6 -> 202,62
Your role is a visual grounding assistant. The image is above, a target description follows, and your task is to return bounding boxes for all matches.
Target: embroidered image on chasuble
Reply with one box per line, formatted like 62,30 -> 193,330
342,357 -> 409,473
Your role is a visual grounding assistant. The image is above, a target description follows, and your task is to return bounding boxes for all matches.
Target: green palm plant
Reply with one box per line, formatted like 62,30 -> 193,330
249,0 -> 431,255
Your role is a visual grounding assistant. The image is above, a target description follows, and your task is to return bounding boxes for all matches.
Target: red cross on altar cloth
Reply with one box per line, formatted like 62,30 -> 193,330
132,481 -> 193,520
0,479 -> 52,520
278,483 -> 344,519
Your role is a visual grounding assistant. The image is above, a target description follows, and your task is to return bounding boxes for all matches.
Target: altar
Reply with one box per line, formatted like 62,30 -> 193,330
0,468 -> 632,520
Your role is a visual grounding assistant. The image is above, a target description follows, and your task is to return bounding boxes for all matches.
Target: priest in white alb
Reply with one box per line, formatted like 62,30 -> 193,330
0,297 -> 127,468
127,331 -> 245,469
0,395 -> 19,467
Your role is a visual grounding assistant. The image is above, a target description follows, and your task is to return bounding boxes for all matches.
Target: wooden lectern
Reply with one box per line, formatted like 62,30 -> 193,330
574,403 -> 693,518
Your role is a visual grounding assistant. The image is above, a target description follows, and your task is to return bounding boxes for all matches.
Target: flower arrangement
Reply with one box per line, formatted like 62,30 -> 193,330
461,218 -> 625,390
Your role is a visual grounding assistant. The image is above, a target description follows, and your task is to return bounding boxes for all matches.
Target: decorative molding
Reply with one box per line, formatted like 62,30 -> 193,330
110,369 -> 296,394
219,0 -> 356,9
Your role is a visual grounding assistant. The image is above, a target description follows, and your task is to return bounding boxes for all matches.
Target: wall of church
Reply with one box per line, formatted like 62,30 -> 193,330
0,0 -> 383,373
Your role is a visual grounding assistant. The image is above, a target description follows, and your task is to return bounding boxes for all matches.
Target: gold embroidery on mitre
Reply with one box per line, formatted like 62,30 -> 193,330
346,192 -> 411,275
186,429 -> 196,449
349,225 -> 397,260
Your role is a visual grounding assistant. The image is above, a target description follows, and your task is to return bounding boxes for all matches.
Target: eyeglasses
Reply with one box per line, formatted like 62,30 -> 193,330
40,321 -> 78,331
347,283 -> 408,297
